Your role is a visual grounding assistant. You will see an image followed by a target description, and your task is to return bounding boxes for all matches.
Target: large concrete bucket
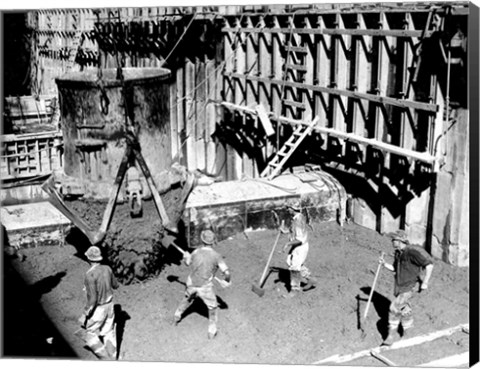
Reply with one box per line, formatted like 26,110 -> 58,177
55,67 -> 171,198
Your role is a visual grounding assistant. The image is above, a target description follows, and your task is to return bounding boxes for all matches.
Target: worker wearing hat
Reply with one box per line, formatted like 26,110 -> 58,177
79,246 -> 119,359
281,204 -> 316,298
379,229 -> 434,345
173,229 -> 230,339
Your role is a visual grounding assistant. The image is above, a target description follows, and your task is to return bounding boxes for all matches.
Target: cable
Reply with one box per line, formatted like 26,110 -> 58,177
160,12 -> 198,68
175,14 -> 251,154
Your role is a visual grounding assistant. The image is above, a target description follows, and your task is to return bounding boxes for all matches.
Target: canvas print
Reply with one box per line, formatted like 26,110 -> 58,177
1,1 -> 472,366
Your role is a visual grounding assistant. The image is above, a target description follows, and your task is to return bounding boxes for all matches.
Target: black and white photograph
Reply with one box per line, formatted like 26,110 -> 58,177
0,1 -> 477,367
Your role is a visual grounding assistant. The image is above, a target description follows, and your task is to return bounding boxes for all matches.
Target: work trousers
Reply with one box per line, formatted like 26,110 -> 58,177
287,242 -> 311,292
175,282 -> 218,336
289,266 -> 312,291
84,301 -> 117,360
388,289 -> 415,332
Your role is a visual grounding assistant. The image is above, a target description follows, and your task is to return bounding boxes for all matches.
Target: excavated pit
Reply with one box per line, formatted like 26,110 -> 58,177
66,186 -> 185,285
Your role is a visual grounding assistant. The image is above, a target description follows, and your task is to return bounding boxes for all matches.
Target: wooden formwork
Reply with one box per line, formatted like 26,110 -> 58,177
23,3 -> 469,265
0,131 -> 63,181
3,95 -> 59,134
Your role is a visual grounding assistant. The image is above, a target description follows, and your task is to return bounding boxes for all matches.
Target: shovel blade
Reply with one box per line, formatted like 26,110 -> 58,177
251,283 -> 265,297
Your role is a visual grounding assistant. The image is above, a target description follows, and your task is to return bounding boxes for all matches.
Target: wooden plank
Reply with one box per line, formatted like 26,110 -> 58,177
302,17 -> 314,119
217,102 -> 437,166
221,26 -> 436,39
185,58 -> 196,170
233,15 -> 245,180
224,72 -> 438,113
205,57 -> 217,173
312,323 -> 469,365
256,103 -> 275,137
370,350 -> 397,366
315,16 -> 329,129
418,352 -> 469,367
245,16 -> 257,178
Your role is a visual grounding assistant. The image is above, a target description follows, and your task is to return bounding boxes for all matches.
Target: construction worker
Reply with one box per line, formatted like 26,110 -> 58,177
79,246 -> 119,359
379,230 -> 434,346
281,205 -> 316,298
125,160 -> 143,217
173,229 -> 231,339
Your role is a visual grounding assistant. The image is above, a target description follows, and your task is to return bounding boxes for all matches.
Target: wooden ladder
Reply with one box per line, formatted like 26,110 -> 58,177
282,43 -> 308,120
260,116 -> 319,180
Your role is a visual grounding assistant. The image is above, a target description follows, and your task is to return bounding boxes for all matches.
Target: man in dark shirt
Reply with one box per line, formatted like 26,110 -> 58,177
173,229 -> 231,339
79,246 -> 119,359
379,230 -> 434,345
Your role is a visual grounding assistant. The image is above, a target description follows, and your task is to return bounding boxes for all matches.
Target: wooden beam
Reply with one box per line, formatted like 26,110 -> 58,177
217,101 -> 438,166
370,350 -> 397,366
418,352 -> 469,367
222,26 -> 436,39
224,72 -> 439,112
312,323 -> 469,365
294,121 -> 437,165
221,6 -> 466,16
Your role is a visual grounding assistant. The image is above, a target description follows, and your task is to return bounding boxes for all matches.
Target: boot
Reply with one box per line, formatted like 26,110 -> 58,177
302,278 -> 316,291
382,328 -> 397,346
282,290 -> 298,299
208,308 -> 218,339
173,313 -> 182,326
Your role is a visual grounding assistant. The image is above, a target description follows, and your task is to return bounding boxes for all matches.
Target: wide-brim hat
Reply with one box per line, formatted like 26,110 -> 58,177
85,246 -> 103,261
392,230 -> 408,244
200,229 -> 216,245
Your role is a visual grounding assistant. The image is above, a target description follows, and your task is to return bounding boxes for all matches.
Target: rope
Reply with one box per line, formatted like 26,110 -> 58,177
160,12 -> 198,68
175,14 -> 251,154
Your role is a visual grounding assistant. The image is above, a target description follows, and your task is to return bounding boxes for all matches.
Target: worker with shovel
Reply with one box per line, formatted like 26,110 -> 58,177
379,230 -> 434,346
281,205 -> 316,298
77,246 -> 119,360
173,229 -> 231,339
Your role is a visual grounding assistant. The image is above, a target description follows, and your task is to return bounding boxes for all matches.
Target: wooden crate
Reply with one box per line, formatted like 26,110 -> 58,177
1,131 -> 63,180
4,95 -> 59,134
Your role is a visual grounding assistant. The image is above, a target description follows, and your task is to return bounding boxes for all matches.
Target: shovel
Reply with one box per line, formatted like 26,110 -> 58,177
165,238 -> 231,288
363,252 -> 385,319
252,228 -> 283,297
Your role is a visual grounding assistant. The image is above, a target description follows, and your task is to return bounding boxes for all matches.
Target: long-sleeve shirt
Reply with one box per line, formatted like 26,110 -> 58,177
84,264 -> 118,315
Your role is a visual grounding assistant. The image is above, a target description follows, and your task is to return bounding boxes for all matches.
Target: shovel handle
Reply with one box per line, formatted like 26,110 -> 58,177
363,252 -> 385,319
258,230 -> 282,286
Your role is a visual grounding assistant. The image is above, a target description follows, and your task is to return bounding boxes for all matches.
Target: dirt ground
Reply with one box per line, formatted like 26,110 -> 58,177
2,198 -> 470,366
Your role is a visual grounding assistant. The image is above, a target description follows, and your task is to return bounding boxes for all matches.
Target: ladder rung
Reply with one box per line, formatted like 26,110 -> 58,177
283,100 -> 307,109
287,45 -> 308,54
285,63 -> 308,72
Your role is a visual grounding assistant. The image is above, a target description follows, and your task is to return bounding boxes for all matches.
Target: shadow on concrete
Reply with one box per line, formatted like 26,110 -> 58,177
2,259 -> 77,358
